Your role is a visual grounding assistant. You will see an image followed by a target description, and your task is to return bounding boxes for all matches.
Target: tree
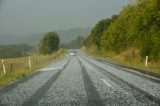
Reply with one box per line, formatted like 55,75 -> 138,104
84,15 -> 117,49
39,32 -> 60,55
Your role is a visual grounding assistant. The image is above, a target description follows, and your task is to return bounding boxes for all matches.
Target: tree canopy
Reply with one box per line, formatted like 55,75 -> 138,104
84,15 -> 117,49
39,32 -> 60,55
84,0 -> 160,60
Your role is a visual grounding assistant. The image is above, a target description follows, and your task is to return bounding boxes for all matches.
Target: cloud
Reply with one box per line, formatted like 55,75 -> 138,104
0,0 -> 4,9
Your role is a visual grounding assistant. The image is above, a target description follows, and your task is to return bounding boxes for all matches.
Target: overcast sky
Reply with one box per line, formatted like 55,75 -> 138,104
0,0 -> 135,36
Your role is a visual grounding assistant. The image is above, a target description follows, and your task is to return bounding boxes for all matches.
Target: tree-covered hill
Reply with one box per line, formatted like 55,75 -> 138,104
84,0 -> 160,60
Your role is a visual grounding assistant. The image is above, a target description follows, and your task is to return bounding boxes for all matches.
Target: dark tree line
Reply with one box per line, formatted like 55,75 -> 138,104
0,44 -> 33,58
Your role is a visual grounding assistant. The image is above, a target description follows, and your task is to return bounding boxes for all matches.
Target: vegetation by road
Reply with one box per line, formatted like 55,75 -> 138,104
83,0 -> 160,75
0,31 -> 65,88
0,48 -> 66,88
83,47 -> 160,76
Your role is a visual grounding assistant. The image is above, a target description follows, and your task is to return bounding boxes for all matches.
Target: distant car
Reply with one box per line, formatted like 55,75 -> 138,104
70,52 -> 75,56
70,51 -> 76,56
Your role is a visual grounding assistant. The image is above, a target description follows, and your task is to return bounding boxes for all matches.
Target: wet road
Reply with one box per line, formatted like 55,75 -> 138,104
0,51 -> 160,106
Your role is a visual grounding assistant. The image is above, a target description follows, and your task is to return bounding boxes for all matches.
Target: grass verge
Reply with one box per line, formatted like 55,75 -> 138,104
0,48 -> 66,88
82,47 -> 160,77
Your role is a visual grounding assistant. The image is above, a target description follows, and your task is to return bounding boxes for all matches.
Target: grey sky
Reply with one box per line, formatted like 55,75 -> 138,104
0,0 -> 135,36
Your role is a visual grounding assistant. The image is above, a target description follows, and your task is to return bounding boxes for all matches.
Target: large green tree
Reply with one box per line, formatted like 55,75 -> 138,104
39,32 -> 60,55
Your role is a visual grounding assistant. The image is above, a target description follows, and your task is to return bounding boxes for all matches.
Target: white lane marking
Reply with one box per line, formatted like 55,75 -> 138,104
87,65 -> 93,69
122,68 -> 160,81
39,67 -> 62,72
100,79 -> 112,88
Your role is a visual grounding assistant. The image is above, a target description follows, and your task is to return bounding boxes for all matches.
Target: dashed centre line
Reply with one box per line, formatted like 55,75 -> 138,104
39,67 -> 63,72
100,79 -> 112,88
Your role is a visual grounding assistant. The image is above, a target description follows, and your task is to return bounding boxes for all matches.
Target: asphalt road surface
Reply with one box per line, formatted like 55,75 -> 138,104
0,51 -> 160,106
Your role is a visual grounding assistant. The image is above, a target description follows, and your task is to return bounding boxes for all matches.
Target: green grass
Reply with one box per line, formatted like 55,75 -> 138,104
0,49 -> 66,88
105,57 -> 160,75
83,47 -> 160,76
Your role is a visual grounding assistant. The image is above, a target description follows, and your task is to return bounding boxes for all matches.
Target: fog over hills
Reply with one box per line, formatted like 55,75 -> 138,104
56,27 -> 91,43
0,27 -> 91,45
0,0 -> 135,45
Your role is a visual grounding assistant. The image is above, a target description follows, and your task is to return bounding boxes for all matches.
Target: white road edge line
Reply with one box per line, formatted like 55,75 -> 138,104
122,68 -> 160,81
102,62 -> 160,81
100,79 -> 112,88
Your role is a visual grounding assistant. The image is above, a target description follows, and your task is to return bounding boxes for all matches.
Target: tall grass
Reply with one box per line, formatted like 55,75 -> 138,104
83,47 -> 160,75
0,49 -> 66,88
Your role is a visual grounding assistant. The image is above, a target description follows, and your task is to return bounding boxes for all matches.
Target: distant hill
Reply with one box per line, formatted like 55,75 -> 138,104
56,27 -> 91,43
0,27 -> 91,45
